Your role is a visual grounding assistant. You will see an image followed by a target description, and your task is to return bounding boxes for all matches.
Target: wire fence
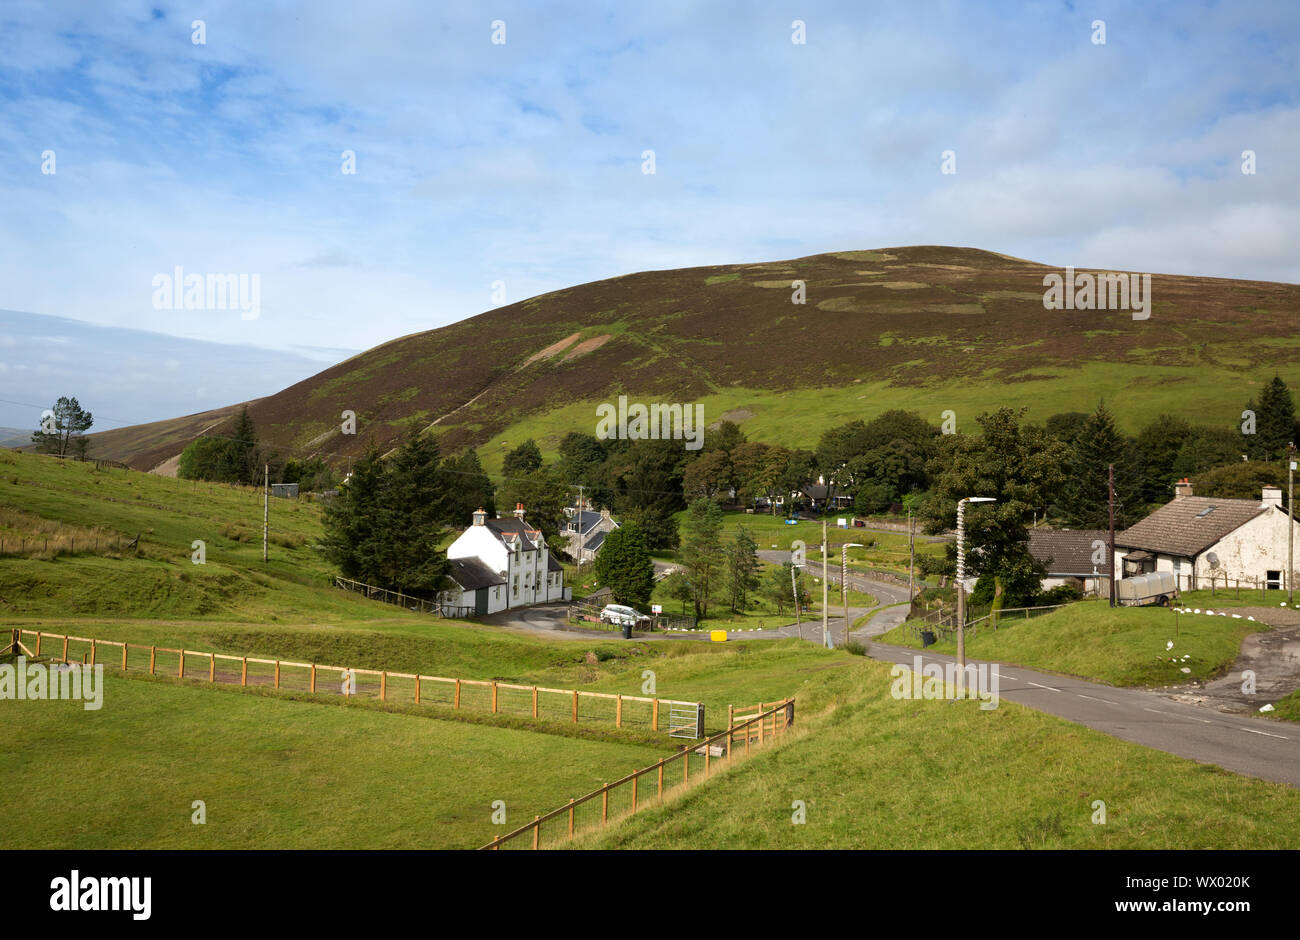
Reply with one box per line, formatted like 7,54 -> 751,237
481,698 -> 795,850
334,576 -> 474,617
8,628 -> 703,734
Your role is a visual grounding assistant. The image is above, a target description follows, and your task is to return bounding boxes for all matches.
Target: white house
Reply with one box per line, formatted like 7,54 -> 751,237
441,504 -> 568,615
1113,481 -> 1299,592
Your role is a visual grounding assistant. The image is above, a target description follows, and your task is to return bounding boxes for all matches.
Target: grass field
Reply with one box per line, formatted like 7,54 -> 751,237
576,657 -> 1300,849
877,600 -> 1264,687
0,676 -> 667,850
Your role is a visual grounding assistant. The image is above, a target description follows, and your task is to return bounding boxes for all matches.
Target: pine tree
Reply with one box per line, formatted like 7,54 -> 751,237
1254,375 -> 1295,460
725,526 -> 760,613
502,439 -> 543,478
31,396 -> 93,457
1057,402 -> 1141,528
679,498 -> 725,619
322,440 -> 387,584
593,522 -> 655,608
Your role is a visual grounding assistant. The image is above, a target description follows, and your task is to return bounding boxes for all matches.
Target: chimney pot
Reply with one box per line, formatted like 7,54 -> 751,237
1174,478 -> 1193,499
513,503 -> 526,520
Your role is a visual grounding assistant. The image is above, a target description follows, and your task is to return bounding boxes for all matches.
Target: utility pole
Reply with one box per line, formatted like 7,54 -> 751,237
1108,463 -> 1116,607
575,484 -> 585,583
821,519 -> 830,649
791,561 -> 802,641
908,509 -> 915,602
842,542 -> 863,646
262,463 -> 269,563
956,501 -> 966,669
1288,442 -> 1295,605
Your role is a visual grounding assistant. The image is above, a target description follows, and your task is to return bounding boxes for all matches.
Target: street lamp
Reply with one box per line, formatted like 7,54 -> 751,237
956,496 -> 996,671
841,543 -> 863,646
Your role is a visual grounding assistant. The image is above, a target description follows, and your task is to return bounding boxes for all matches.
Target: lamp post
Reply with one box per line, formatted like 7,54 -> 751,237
841,542 -> 863,645
821,520 -> 831,648
1288,442 -> 1295,606
956,496 -> 996,670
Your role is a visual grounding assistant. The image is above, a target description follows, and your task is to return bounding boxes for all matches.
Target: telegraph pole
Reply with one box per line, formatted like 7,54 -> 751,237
821,519 -> 830,648
1288,442 -> 1295,605
262,463 -> 269,563
908,509 -> 916,602
575,484 -> 585,582
1108,463 -> 1116,607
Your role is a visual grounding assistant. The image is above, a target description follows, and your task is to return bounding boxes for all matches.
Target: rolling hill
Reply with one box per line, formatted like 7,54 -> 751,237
84,246 -> 1300,476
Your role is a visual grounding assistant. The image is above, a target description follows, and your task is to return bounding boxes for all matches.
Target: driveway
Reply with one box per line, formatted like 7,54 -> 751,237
1162,607 -> 1300,714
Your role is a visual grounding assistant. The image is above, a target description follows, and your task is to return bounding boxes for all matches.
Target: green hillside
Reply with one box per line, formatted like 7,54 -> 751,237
83,246 -> 1300,475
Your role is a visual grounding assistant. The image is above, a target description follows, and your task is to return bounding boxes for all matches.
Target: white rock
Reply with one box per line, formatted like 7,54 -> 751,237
1260,704 -> 1275,713
1180,667 -> 1191,673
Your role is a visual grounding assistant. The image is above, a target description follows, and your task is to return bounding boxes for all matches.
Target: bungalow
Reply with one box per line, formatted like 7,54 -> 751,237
564,503 -> 619,565
1112,480 -> 1299,592
441,504 -> 568,615
1027,528 -> 1110,596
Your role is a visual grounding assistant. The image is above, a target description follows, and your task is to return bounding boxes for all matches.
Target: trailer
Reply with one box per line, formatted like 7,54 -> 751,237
1116,570 -> 1177,607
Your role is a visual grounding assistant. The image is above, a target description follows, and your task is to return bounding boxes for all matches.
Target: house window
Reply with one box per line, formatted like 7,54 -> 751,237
494,587 -> 500,600
1267,570 -> 1282,590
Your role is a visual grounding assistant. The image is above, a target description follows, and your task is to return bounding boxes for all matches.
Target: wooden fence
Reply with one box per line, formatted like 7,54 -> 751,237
481,698 -> 795,850
8,628 -> 703,734
334,576 -> 475,618
0,534 -> 137,558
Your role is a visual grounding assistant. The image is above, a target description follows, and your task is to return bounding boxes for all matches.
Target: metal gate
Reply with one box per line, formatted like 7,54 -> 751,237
668,702 -> 704,739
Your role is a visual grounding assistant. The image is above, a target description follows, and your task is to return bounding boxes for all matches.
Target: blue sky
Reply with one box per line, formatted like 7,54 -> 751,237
1,0 -> 1297,363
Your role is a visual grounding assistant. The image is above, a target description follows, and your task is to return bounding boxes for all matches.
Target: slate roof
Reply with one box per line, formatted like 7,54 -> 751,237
485,517 -> 543,551
583,530 -> 607,552
1027,529 -> 1110,575
447,557 -> 506,590
1115,496 -> 1269,558
568,509 -> 603,535
547,554 -> 563,572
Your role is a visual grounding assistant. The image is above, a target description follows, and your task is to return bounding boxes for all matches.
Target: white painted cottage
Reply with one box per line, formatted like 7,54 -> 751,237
440,504 -> 568,615
1113,481 -> 1299,592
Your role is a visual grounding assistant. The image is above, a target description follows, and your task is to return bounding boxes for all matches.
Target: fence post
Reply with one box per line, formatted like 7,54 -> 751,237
414,675 -> 420,705
632,775 -> 638,811
209,653 -> 215,683
568,798 -> 575,837
62,635 -> 69,662
684,750 -> 689,785
728,704 -> 734,729
89,639 -> 96,667
572,690 -> 578,723
602,785 -> 609,825
652,698 -> 659,731
658,762 -> 664,801
532,686 -> 538,718
704,746 -> 710,776
310,664 -> 317,693
121,643 -> 128,671
616,694 -> 622,728
532,816 -> 540,850
274,660 -> 280,688
381,671 -> 387,701
179,651 -> 185,679
241,657 -> 247,686
35,632 -> 41,657
455,679 -> 461,709
149,645 -> 155,674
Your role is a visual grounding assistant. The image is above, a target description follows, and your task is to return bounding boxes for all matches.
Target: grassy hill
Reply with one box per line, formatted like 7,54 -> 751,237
83,246 -> 1300,475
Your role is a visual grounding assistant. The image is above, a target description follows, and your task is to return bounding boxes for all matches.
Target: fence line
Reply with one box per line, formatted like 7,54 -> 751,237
481,698 -> 795,850
334,575 -> 474,618
9,628 -> 703,735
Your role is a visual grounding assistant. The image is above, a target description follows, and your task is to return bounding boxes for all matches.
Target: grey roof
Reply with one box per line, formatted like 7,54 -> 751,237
447,557 -> 506,590
1115,496 -> 1269,558
485,517 -> 541,551
583,530 -> 608,552
569,509 -> 603,535
1027,529 -> 1109,576
547,554 -> 563,572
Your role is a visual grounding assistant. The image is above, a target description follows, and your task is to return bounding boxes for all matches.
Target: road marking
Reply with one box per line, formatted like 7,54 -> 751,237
1238,727 -> 1289,739
1025,680 -> 1061,693
1075,693 -> 1119,705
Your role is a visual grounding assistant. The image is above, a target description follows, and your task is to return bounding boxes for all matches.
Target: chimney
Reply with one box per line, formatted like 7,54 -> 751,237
1174,478 -> 1193,499
514,502 -> 526,520
1261,486 -> 1283,509
600,508 -> 611,520
472,508 -> 486,526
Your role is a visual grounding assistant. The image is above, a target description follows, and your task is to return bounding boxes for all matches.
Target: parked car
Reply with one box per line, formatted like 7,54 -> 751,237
599,604 -> 642,627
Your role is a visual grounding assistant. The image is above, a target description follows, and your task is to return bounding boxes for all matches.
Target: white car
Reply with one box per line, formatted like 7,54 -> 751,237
599,604 -> 641,627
